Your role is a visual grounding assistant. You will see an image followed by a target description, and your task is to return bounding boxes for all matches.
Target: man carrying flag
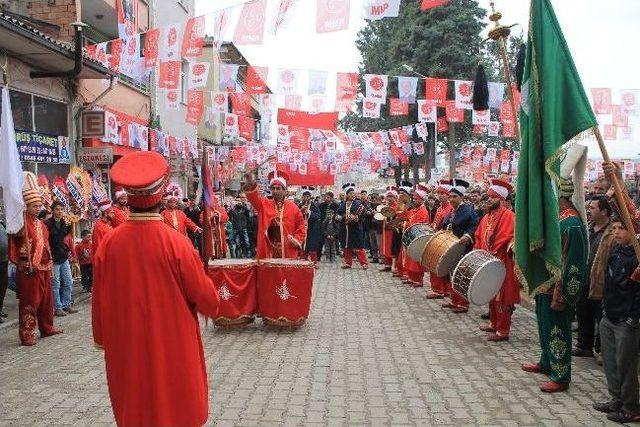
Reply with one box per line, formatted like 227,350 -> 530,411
515,0 -> 596,393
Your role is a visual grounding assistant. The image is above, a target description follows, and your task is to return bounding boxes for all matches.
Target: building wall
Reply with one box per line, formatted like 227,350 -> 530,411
27,0 -> 79,42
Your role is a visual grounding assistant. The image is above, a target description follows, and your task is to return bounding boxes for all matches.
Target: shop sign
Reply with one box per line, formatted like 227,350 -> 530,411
16,131 -> 68,164
78,147 -> 113,165
82,110 -> 106,138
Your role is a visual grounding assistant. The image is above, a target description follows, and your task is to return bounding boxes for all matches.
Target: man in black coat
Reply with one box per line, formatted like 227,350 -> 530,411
318,191 -> 340,260
298,187 -> 322,265
337,183 -> 368,269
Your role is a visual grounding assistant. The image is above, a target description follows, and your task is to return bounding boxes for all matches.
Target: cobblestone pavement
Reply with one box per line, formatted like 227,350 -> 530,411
0,262 -> 618,426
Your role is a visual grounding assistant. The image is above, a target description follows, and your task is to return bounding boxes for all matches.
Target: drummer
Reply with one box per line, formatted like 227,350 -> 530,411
441,179 -> 479,313
243,170 -> 307,260
391,181 -> 413,279
403,183 -> 432,287
379,186 -> 398,272
337,183 -> 369,269
475,179 -> 519,341
426,180 -> 454,299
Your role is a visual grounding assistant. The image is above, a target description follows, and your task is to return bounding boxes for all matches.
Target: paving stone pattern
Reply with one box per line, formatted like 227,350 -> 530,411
0,262 -> 618,426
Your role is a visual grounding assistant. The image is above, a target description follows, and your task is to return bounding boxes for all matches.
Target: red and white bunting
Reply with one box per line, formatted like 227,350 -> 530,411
412,142 -> 424,155
230,93 -> 251,116
116,0 -> 137,38
335,72 -> 358,112
239,115 -> 255,141
415,122 -> 428,139
487,121 -> 500,137
363,0 -> 401,20
364,74 -> 388,103
308,70 -> 329,95
488,82 -> 505,109
445,101 -> 464,123
270,0 -> 299,35
143,28 -> 160,68
417,99 -> 437,122
278,69 -> 300,95
277,124 -> 291,144
362,98 -> 382,118
211,92 -> 229,114
181,16 -> 205,57
602,124 -> 617,140
165,91 -> 179,110
160,23 -> 183,61
284,95 -> 303,110
620,125 -> 634,141
389,98 -> 408,116
234,0 -> 267,45
219,64 -> 239,92
188,62 -> 210,89
421,0 -> 449,11
246,66 -> 269,94
316,0 -> 350,33
185,90 -> 204,125
591,88 -> 612,115
472,109 -> 490,125
611,105 -> 628,127
224,113 -> 239,137
499,101 -> 515,124
158,61 -> 181,90
620,89 -> 639,116
425,78 -> 448,105
454,80 -> 473,110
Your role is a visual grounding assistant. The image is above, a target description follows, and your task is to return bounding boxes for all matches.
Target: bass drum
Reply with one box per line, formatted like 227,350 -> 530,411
421,231 -> 466,277
401,223 -> 435,262
451,250 -> 506,306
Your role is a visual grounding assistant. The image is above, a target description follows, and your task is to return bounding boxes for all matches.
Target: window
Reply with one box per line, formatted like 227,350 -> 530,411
34,96 -> 68,136
137,0 -> 150,32
10,90 -> 33,132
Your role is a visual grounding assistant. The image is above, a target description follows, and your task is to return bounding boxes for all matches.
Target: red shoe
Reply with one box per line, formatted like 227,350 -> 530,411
362,264 -> 369,270
441,301 -> 455,309
479,323 -> 496,332
426,293 -> 445,299
487,333 -> 509,342
379,266 -> 392,272
341,265 -> 352,269
540,381 -> 569,393
21,340 -> 36,346
521,363 -> 548,374
452,307 -> 469,314
41,328 -> 64,338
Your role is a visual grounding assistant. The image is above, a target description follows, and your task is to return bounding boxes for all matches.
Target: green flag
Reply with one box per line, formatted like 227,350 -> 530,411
515,0 -> 597,295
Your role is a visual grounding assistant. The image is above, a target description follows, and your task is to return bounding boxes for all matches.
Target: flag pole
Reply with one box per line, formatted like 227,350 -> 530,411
487,1 -> 520,144
593,126 -> 640,261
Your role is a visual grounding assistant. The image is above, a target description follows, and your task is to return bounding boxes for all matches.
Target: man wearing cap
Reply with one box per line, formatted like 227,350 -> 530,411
426,180 -> 454,299
337,183 -> 369,269
299,187 -> 322,265
379,186 -> 398,272
442,179 -> 479,313
92,151 -> 220,426
403,183 -> 431,287
392,181 -> 413,279
318,191 -> 340,261
475,179 -> 519,341
111,187 -> 130,227
522,144 -> 589,393
243,171 -> 306,259
93,201 -> 114,252
162,184 -> 202,237
8,172 -> 63,346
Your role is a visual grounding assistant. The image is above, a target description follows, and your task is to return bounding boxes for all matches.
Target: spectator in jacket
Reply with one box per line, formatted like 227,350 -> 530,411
45,202 -> 77,316
76,230 -> 93,293
230,199 -> 252,258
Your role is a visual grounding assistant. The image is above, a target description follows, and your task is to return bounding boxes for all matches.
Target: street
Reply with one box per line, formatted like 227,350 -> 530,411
0,263 -> 615,426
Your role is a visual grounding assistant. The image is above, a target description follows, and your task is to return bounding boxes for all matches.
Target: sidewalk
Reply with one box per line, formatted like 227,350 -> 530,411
0,279 -> 90,331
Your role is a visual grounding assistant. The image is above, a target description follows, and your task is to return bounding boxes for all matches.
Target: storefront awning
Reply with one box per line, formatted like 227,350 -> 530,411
0,13 -> 114,80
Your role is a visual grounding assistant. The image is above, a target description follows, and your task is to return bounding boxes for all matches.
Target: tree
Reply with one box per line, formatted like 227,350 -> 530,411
341,0 -> 519,181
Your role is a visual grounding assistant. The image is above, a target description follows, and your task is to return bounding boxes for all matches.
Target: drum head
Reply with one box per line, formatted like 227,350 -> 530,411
468,260 -> 506,306
260,258 -> 314,267
209,259 -> 256,267
435,242 -> 466,277
407,233 -> 434,262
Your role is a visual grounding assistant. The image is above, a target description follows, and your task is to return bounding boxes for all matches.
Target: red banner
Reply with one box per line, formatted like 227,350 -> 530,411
246,66 -> 269,94
591,88 -> 612,115
445,101 -> 464,123
389,98 -> 408,116
278,163 -> 335,186
182,16 -> 205,57
239,116 -> 255,141
230,93 -> 251,117
277,109 -> 338,131
159,61 -> 181,89
143,28 -> 160,68
335,72 -> 358,112
234,0 -> 267,45
421,0 -> 448,11
316,0 -> 350,33
186,90 -> 204,125
425,78 -> 448,105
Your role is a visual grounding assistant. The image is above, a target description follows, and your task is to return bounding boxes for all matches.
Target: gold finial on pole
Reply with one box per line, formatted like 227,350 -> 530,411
487,1 -> 520,144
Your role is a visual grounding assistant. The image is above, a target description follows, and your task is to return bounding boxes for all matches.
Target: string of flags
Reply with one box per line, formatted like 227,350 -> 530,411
590,88 -> 639,141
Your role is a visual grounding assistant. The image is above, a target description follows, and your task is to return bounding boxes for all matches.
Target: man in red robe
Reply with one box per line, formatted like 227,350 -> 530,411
392,181 -> 413,279
92,151 -> 220,427
8,172 -> 63,346
93,200 -> 114,252
243,171 -> 306,259
200,197 -> 229,260
161,185 -> 202,237
111,187 -> 130,227
403,183 -> 431,287
476,179 -> 519,341
426,180 -> 454,299
379,186 -> 398,272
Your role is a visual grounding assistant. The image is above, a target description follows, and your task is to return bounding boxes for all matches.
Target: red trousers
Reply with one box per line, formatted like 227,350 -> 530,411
429,273 -> 449,296
301,251 -> 318,262
395,251 -> 405,276
382,256 -> 392,266
406,270 -> 424,286
489,300 -> 513,336
343,248 -> 368,267
17,269 -> 56,345
451,286 -> 469,309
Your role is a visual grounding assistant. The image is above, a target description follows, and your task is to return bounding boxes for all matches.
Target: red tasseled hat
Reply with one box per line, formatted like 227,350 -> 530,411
110,152 -> 169,209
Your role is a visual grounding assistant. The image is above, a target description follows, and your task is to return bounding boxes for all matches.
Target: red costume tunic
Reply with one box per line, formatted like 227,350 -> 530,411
162,207 -> 199,236
200,206 -> 230,259
8,215 -> 57,345
92,214 -> 220,427
403,204 -> 431,285
474,206 -> 519,335
111,205 -> 129,227
429,201 -> 454,296
92,218 -> 113,252
381,201 -> 397,265
245,186 -> 306,259
394,208 -> 410,276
